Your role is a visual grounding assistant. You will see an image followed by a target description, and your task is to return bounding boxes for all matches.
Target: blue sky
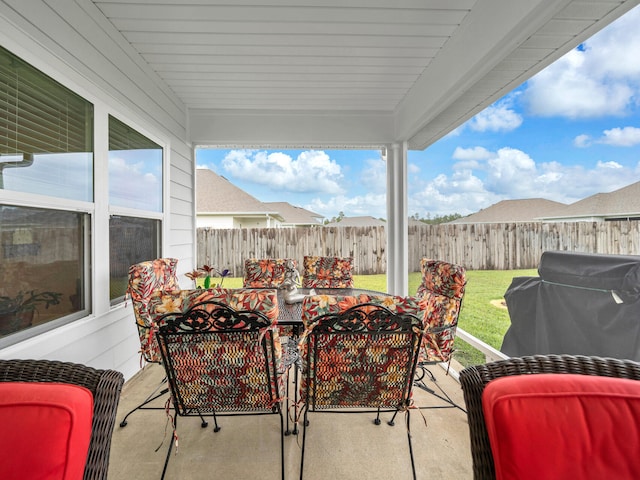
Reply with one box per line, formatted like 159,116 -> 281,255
196,5 -> 640,221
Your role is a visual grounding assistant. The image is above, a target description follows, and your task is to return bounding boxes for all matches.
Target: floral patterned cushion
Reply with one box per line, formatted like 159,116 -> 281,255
243,258 -> 296,287
299,294 -> 422,408
415,258 -> 467,363
302,256 -> 354,288
127,258 -> 181,363
156,289 -> 284,412
416,258 -> 466,300
148,288 -> 282,366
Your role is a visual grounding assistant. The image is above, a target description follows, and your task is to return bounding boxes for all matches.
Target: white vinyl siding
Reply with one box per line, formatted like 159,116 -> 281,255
0,1 -> 195,381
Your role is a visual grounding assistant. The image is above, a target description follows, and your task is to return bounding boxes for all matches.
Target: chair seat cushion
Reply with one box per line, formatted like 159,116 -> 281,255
482,373 -> 640,480
0,382 -> 94,480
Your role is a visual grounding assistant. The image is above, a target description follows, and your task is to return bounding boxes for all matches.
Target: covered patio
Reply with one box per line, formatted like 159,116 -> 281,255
1,0 -> 636,378
1,2 -> 639,478
108,362 -> 471,479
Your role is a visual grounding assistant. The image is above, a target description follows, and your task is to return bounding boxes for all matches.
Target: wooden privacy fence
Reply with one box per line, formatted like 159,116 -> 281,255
197,220 -> 640,274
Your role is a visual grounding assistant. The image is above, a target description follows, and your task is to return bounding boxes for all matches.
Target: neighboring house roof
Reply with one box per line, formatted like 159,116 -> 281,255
263,202 -> 324,226
449,199 -> 567,224
196,168 -> 283,219
541,181 -> 640,221
325,216 -> 386,227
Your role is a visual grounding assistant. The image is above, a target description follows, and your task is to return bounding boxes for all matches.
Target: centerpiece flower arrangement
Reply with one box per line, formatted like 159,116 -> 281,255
185,264 -> 230,289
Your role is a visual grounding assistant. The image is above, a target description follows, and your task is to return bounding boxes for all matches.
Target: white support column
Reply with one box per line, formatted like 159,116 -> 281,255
386,142 -> 409,296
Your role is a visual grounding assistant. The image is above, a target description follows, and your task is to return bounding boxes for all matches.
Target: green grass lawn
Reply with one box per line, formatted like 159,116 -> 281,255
219,269 -> 536,356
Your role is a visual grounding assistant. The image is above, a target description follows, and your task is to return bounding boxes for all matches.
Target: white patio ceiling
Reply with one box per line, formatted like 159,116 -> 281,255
93,0 -> 638,150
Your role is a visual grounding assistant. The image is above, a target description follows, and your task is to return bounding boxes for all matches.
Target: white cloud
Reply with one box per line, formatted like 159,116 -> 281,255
600,126 -> 640,146
306,192 -> 387,219
359,157 -> 387,193
574,134 -> 592,148
451,146 -> 492,171
108,155 -> 162,209
410,170 -> 501,217
408,145 -> 640,217
523,6 -> 640,118
221,149 -> 344,194
452,146 -> 492,161
575,126 -> 640,147
468,99 -> 523,132
596,160 -> 623,170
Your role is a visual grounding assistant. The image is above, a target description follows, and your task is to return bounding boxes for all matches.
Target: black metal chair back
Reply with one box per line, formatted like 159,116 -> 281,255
299,301 -> 423,480
157,300 -> 285,480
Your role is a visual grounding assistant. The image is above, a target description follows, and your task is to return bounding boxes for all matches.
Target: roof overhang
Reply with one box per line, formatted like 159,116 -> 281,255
90,0 -> 639,151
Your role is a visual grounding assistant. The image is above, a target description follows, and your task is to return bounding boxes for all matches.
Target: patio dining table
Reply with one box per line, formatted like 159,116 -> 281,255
272,287 -> 390,434
274,287 -> 389,326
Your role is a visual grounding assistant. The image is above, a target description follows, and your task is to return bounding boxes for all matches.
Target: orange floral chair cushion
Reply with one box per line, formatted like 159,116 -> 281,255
127,258 -> 181,363
302,256 -> 354,288
147,288 -> 282,366
243,258 -> 296,287
156,290 -> 284,412
299,294 -> 423,408
416,258 -> 467,363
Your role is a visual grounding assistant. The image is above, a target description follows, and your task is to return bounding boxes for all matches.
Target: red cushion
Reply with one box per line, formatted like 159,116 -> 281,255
482,373 -> 640,480
0,382 -> 94,480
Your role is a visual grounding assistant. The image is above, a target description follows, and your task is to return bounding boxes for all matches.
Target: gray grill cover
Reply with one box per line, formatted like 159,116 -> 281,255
501,251 -> 640,361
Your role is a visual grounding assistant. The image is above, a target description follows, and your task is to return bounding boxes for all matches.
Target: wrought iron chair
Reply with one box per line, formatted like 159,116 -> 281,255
301,255 -> 354,288
0,358 -> 124,480
243,257 -> 298,287
156,292 -> 284,480
298,295 -> 423,480
459,355 -> 640,480
414,258 -> 467,410
119,258 -> 180,427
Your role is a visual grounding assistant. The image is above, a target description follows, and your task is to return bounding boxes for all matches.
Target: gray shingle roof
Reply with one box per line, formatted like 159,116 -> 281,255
449,199 -> 567,224
196,168 -> 278,215
542,181 -> 640,219
263,202 -> 324,225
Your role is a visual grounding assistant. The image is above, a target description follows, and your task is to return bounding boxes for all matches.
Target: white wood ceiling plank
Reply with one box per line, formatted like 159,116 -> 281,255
158,65 -> 422,76
128,34 -> 449,50
558,1 -> 625,19
135,55 -> 429,68
96,0 -> 476,9
140,47 -> 438,62
159,77 -> 417,89
174,87 -> 407,95
155,70 -> 419,81
520,33 -> 577,48
95,4 -> 468,25
538,18 -> 596,34
112,19 -> 459,37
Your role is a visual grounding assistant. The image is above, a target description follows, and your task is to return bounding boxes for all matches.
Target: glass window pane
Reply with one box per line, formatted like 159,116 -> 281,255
0,204 -> 89,339
109,215 -> 161,302
0,46 -> 94,202
109,116 -> 162,212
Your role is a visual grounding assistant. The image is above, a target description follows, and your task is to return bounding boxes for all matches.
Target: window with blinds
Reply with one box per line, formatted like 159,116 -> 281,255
108,116 -> 163,303
0,45 -> 93,201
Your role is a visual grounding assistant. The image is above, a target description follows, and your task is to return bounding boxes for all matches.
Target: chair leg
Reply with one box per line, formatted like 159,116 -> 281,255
405,409 -> 417,480
374,407 -> 382,425
212,411 -> 220,432
299,406 -> 309,480
414,365 -> 466,413
161,413 -> 177,480
119,376 -> 169,427
196,410 -> 208,428
279,406 -> 285,480
388,410 -> 398,426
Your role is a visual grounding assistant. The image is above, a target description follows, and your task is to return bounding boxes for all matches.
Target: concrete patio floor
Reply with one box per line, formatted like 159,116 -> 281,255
108,363 -> 473,479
